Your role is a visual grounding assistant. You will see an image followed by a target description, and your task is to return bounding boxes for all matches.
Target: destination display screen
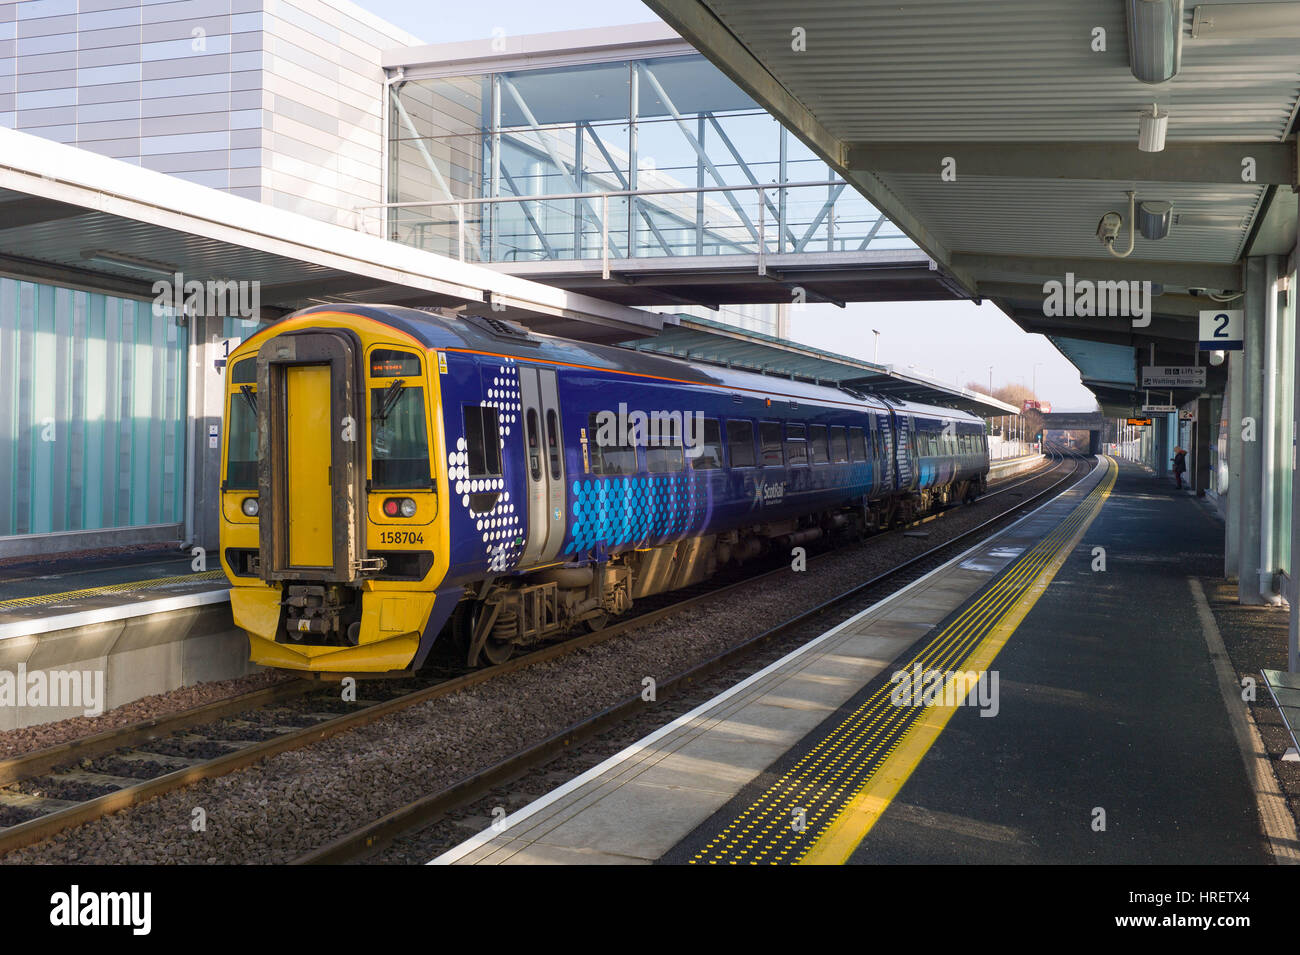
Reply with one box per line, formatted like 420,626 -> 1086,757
370,349 -> 421,377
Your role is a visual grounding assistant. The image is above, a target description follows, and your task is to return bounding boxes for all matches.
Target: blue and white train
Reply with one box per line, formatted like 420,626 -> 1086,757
220,305 -> 990,673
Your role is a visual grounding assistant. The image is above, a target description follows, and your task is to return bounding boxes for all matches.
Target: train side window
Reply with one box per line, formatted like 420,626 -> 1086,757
647,417 -> 684,473
759,421 -> 783,466
829,426 -> 849,464
463,406 -> 502,478
588,412 -> 637,475
693,418 -> 723,470
545,409 -> 562,480
727,419 -> 757,468
526,409 -> 542,481
809,425 -> 830,465
848,426 -> 867,462
785,423 -> 808,467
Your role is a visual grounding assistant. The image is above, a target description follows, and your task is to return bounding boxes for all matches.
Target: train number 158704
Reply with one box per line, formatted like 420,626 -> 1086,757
379,531 -> 424,545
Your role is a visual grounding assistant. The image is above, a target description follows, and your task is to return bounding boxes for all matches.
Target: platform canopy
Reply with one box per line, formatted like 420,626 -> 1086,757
645,0 -> 1300,408
0,127 -> 665,343
626,313 -> 1021,415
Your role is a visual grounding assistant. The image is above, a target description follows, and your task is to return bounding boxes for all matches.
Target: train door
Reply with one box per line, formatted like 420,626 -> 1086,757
256,329 -> 365,583
518,366 -> 567,565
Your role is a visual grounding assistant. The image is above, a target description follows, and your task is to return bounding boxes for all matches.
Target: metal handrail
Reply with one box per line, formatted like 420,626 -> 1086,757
357,179 -> 851,212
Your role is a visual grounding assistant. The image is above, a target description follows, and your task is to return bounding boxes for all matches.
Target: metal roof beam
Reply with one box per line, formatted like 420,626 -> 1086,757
845,141 -> 1297,187
954,252 -> 1242,290
982,282 -> 1218,318
1009,308 -> 1198,343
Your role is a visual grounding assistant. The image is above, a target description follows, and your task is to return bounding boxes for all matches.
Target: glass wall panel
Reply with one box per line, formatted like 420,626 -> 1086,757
0,278 -> 187,537
385,52 -> 919,266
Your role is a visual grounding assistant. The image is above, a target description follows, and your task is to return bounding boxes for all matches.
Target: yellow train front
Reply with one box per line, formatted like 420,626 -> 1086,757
219,307 -> 453,673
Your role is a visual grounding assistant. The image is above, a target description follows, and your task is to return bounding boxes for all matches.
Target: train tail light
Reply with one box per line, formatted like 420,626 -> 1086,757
383,497 -> 416,518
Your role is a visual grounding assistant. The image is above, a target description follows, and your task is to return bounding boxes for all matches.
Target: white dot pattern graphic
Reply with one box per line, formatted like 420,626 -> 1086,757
449,359 -> 526,573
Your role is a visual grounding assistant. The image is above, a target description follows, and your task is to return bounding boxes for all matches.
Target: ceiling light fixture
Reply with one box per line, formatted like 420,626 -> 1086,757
1138,103 -> 1169,151
80,249 -> 177,278
1127,0 -> 1184,83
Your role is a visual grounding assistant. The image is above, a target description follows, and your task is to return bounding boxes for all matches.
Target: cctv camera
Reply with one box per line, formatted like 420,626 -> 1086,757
1209,350 -> 1226,366
1096,212 -> 1122,245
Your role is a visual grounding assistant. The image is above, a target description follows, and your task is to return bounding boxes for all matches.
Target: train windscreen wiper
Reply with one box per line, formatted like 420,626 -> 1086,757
376,379 -> 406,421
239,384 -> 258,415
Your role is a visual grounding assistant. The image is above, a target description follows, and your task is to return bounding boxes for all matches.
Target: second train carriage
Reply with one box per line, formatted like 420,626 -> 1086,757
219,305 -> 989,674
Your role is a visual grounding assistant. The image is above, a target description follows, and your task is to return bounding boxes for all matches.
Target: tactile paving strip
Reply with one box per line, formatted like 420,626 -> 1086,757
0,570 -> 225,612
685,459 -> 1116,864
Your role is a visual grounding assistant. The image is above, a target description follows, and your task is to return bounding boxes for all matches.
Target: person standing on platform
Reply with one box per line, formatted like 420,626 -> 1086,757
1172,446 -> 1187,489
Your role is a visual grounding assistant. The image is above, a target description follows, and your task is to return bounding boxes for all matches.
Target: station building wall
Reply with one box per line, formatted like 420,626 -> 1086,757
0,276 -> 187,538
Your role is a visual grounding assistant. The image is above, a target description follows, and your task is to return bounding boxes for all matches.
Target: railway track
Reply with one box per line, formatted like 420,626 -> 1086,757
0,448 -> 1079,859
294,449 -> 1090,864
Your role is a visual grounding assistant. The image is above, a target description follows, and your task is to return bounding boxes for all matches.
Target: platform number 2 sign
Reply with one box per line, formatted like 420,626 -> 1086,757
1198,310 -> 1243,352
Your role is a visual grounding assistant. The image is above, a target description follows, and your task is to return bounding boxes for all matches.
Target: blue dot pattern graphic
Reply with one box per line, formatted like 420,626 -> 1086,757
567,474 -> 705,555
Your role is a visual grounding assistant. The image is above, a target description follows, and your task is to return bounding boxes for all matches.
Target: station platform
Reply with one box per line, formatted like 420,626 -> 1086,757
0,550 -> 245,729
436,457 -> 1298,865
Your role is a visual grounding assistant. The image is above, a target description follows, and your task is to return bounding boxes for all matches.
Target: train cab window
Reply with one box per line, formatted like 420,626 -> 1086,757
727,419 -> 757,468
848,426 -> 867,463
785,423 -> 808,467
226,378 -> 258,490
809,425 -> 830,465
759,421 -> 784,466
647,418 -> 685,473
464,406 -> 502,477
545,409 -> 562,480
829,426 -> 849,464
693,418 -> 724,470
370,353 -> 432,488
588,412 -> 637,475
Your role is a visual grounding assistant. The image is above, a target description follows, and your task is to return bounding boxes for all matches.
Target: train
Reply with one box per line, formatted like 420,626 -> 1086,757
219,305 -> 991,674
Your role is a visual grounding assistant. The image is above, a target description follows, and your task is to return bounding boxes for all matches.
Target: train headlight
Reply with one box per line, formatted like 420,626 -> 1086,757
383,498 -> 417,518
241,497 -> 259,517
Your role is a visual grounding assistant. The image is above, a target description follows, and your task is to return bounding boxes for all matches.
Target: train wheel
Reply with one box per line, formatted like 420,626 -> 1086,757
584,611 -> 609,633
481,634 -> 515,665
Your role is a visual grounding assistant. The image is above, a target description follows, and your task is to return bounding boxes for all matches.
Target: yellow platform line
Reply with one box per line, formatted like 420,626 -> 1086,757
0,570 -> 225,611
689,459 -> 1115,864
799,457 -> 1117,864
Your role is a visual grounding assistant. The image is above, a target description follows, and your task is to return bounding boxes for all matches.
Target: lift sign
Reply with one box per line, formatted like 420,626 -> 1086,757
1198,309 -> 1243,351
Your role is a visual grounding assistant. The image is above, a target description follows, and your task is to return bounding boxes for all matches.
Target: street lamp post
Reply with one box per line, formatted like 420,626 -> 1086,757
872,329 -> 880,364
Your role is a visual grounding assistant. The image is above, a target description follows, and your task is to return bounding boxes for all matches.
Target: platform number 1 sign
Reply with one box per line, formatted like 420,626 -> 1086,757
1198,309 -> 1243,351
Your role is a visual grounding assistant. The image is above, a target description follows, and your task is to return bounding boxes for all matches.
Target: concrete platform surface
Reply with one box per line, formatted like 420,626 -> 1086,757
437,457 -> 1111,865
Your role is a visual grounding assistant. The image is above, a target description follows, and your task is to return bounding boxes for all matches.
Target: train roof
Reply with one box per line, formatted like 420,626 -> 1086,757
284,304 -> 985,423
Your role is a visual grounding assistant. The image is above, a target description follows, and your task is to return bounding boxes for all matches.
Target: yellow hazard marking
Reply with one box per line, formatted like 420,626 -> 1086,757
689,457 -> 1118,865
0,570 -> 225,612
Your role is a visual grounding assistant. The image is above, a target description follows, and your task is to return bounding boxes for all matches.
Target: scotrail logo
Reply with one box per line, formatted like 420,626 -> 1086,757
0,665 -> 104,718
593,404 -> 706,458
152,271 -> 260,319
1042,272 -> 1151,328
889,664 -> 1000,717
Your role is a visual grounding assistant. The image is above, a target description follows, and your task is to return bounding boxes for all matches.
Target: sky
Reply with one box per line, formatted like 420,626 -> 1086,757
356,0 -> 1099,411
